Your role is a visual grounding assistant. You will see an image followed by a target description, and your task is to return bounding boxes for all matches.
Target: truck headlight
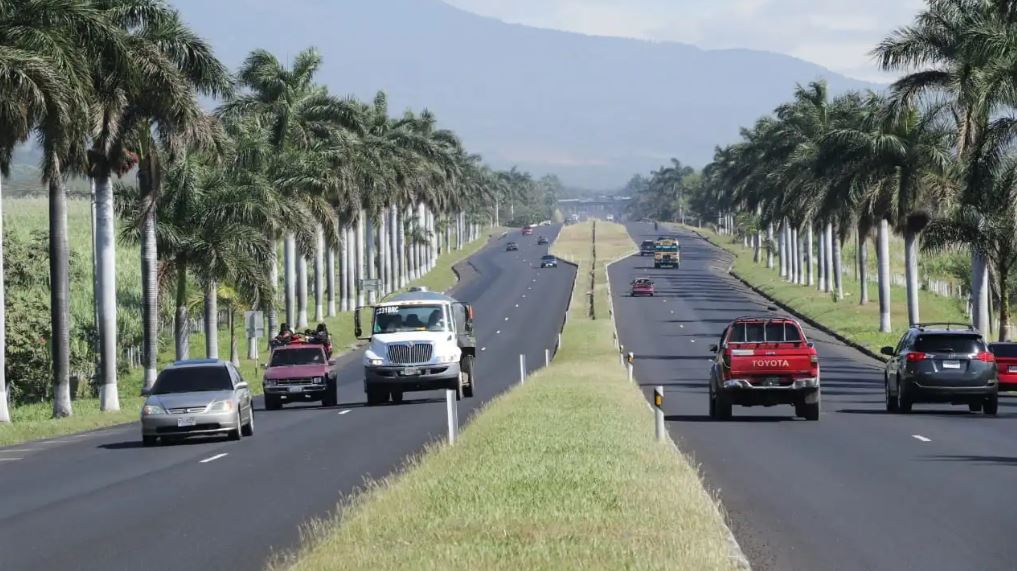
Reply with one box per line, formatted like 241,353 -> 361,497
368,358 -> 384,367
142,404 -> 166,416
438,354 -> 459,364
264,379 -> 276,387
312,376 -> 325,385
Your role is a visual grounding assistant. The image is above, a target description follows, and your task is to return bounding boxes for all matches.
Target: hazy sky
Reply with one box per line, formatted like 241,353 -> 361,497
443,0 -> 925,83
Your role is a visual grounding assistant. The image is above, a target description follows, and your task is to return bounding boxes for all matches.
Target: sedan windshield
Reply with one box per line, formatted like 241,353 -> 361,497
270,347 -> 325,366
374,304 -> 450,333
152,366 -> 232,394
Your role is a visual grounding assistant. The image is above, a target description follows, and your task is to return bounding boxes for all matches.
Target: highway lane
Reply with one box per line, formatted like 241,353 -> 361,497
0,225 -> 574,571
611,222 -> 1017,571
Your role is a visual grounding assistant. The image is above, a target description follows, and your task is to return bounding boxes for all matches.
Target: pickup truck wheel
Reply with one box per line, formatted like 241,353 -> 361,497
885,378 -> 899,412
714,390 -> 732,420
984,395 -> 999,416
797,401 -> 820,421
461,355 -> 475,398
390,391 -> 404,404
708,386 -> 717,418
264,395 -> 281,411
321,382 -> 338,407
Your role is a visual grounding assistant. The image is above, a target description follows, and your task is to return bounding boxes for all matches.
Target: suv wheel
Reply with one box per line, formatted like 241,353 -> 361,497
984,394 -> 999,416
885,377 -> 899,412
461,355 -> 476,398
898,380 -> 913,414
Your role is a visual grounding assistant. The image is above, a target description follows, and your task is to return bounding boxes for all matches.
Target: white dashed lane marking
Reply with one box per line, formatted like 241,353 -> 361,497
199,453 -> 229,464
912,435 -> 932,443
337,409 -> 351,415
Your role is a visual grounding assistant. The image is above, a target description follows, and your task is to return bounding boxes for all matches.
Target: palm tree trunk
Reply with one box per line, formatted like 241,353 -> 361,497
94,171 -> 119,411
297,254 -> 309,329
284,234 -> 296,326
204,280 -> 218,359
229,308 -> 240,366
49,172 -> 72,418
858,224 -> 869,305
390,207 -> 399,290
174,258 -> 189,361
367,217 -> 378,304
340,226 -> 351,312
998,264 -> 1010,342
972,252 -> 990,334
396,205 -> 407,288
833,228 -> 844,301
824,222 -> 834,294
817,223 -> 826,292
878,219 -> 892,332
904,230 -> 920,326
247,304 -> 258,361
792,227 -> 800,284
140,178 -> 160,393
0,176 -> 9,422
380,208 -> 391,294
778,222 -> 787,278
326,245 -> 336,317
356,212 -> 366,307
267,237 -> 279,345
806,224 -> 814,287
494,196 -> 500,227
314,226 -> 325,322
766,223 -> 774,269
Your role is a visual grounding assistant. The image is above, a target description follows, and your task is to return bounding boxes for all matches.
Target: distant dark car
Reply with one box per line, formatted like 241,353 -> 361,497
639,240 -> 655,256
540,255 -> 558,268
989,342 -> 1017,392
506,241 -> 519,252
537,236 -> 549,245
882,324 -> 998,414
630,278 -> 655,296
521,226 -> 533,236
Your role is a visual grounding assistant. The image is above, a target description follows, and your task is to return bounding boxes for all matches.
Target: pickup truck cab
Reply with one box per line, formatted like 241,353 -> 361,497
709,316 -> 820,420
356,288 -> 477,405
263,343 -> 337,410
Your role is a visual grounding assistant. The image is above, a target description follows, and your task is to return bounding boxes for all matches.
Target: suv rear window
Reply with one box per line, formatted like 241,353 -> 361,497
990,343 -> 1017,358
152,366 -> 232,394
914,334 -> 985,354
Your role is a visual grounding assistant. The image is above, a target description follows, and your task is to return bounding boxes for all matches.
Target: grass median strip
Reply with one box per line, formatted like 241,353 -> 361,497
283,221 -> 740,571
686,225 -> 969,357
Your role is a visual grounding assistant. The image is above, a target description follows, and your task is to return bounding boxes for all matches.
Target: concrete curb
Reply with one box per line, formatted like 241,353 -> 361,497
687,228 -> 888,364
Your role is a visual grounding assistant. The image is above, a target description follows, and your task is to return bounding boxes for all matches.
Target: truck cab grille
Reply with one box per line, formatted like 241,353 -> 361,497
388,343 -> 433,364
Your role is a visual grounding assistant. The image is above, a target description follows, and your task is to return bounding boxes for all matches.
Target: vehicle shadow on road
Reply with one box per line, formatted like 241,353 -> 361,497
339,397 -> 445,409
919,454 -> 1017,466
665,414 -> 795,423
837,408 -> 1017,418
100,437 -> 226,450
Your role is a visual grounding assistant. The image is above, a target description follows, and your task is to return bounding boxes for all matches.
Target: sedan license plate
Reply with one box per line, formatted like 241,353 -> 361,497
288,386 -> 303,393
401,367 -> 421,376
177,417 -> 196,428
942,360 -> 961,369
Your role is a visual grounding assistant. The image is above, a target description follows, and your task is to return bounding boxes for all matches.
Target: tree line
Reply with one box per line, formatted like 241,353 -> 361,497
0,0 -> 548,422
631,0 -> 1017,343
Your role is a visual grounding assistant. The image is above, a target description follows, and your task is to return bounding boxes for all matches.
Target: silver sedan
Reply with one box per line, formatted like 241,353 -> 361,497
141,359 -> 255,446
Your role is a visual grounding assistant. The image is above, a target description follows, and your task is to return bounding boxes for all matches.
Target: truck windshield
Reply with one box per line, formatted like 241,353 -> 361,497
374,304 -> 450,333
655,244 -> 678,252
270,347 -> 325,366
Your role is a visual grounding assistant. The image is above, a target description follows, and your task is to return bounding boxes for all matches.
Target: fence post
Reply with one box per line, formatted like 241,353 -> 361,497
545,348 -> 551,367
519,354 -> 526,384
627,352 -> 635,383
619,344 -> 625,366
446,389 -> 459,444
654,386 -> 665,442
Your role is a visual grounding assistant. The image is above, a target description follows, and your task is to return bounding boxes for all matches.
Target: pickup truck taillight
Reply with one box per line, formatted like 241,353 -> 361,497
906,352 -> 927,362
809,354 -> 818,364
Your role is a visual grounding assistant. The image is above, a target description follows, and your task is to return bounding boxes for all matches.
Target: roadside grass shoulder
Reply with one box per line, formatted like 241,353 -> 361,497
0,231 -> 496,447
283,221 -> 740,571
687,225 -> 969,356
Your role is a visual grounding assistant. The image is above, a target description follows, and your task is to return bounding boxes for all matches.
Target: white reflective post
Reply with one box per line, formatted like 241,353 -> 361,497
545,348 -> 551,367
627,353 -> 634,383
654,386 -> 665,442
519,354 -> 526,384
446,389 -> 458,444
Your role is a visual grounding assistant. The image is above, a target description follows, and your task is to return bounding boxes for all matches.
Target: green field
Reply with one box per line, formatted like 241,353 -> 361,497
688,225 -> 970,356
282,221 -> 743,571
1,198 -> 496,446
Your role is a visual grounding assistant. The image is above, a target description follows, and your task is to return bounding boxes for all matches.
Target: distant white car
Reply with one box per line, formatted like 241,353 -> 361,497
606,215 -> 615,222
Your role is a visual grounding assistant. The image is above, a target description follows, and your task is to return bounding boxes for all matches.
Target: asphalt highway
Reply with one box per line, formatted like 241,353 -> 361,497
0,225 -> 574,571
611,222 -> 1017,571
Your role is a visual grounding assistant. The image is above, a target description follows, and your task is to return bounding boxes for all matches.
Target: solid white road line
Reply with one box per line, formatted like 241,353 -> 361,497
0,458 -> 23,462
338,409 -> 351,415
199,453 -> 229,464
912,435 -> 932,443
0,449 -> 35,453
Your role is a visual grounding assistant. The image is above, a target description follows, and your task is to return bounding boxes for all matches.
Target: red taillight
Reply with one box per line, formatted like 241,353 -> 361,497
809,353 -> 819,364
976,352 -> 995,363
906,352 -> 927,362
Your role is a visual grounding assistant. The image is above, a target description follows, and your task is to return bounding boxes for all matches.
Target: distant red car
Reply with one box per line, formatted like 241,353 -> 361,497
630,279 -> 655,297
990,342 -> 1017,391
521,226 -> 533,236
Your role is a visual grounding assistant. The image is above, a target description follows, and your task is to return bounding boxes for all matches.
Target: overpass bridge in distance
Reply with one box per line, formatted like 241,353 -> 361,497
557,196 -> 632,221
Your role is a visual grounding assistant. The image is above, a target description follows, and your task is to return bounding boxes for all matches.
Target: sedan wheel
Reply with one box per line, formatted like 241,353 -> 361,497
241,406 -> 255,436
228,411 -> 243,441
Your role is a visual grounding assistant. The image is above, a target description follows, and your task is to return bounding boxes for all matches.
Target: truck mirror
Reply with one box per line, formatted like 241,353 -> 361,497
354,306 -> 371,340
709,344 -> 718,353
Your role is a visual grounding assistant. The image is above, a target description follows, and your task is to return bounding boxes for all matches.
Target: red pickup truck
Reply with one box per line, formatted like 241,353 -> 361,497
708,316 -> 820,420
263,343 -> 338,410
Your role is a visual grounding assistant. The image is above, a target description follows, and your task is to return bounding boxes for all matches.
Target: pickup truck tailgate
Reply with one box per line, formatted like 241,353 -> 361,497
727,343 -> 815,378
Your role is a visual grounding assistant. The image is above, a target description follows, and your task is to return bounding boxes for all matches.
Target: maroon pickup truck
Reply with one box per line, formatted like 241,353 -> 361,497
708,316 -> 821,420
263,343 -> 338,410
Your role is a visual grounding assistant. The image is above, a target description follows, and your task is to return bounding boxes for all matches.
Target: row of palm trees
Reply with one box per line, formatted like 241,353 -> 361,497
684,0 -> 1017,344
0,0 -> 510,422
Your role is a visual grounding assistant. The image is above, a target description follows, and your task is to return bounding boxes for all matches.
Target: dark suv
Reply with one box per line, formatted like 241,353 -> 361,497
639,240 -> 655,256
881,324 -> 998,415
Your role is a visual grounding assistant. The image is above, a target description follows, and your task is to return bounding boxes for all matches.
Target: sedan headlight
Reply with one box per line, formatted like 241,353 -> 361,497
142,404 -> 166,416
206,400 -> 234,413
